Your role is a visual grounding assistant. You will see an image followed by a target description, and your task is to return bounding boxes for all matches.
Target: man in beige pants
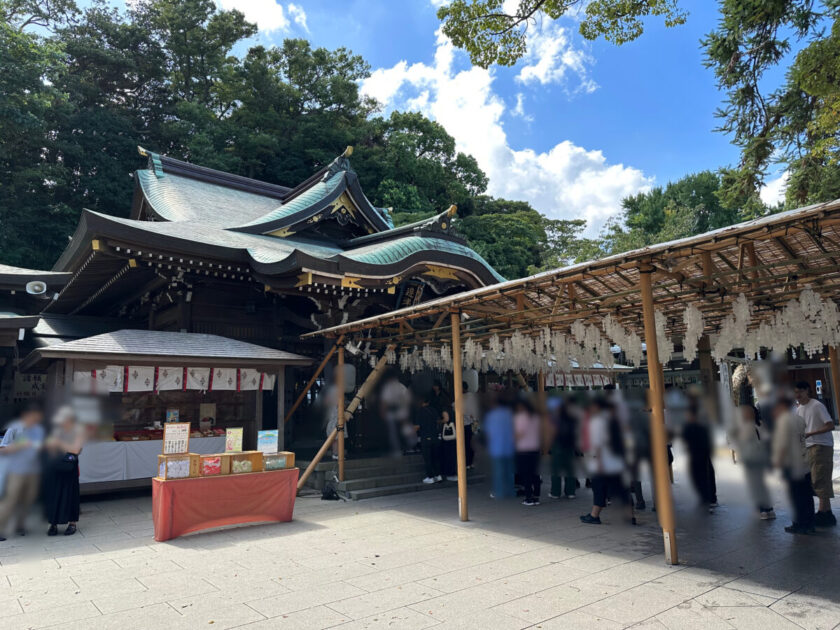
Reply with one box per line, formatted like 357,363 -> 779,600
0,404 -> 45,541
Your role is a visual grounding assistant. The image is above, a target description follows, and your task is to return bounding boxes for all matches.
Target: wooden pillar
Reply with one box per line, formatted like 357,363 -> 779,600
337,346 -> 346,482
829,346 -> 840,421
639,268 -> 679,565
276,368 -> 285,451
450,311 -> 468,522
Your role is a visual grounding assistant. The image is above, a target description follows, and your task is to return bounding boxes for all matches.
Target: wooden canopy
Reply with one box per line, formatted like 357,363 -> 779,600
306,198 -> 840,349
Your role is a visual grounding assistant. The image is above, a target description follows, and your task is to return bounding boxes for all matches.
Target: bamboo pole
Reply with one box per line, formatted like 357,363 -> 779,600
297,428 -> 337,491
343,345 -> 396,420
829,346 -> 840,421
451,311 -> 469,522
640,268 -> 679,565
296,345 -> 393,492
337,346 -> 346,482
285,335 -> 345,425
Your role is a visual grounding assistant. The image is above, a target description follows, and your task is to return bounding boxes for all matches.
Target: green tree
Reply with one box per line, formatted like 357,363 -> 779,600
437,0 -> 686,68
703,1 -> 840,210
594,171 -> 742,257
0,1 -> 76,267
355,111 -> 488,216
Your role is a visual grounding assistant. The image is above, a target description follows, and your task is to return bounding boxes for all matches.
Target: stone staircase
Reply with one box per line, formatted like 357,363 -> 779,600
297,452 -> 485,500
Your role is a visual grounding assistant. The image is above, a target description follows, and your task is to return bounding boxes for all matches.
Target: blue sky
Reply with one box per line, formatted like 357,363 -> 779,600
215,0 -> 792,232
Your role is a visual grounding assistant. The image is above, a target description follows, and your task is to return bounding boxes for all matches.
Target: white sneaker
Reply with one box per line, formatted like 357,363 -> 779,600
446,475 -> 458,481
422,477 -> 435,484
435,475 -> 443,482
760,510 -> 776,520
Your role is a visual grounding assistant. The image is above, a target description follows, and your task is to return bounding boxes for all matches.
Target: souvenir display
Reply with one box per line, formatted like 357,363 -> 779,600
257,430 -> 278,454
199,455 -> 222,476
157,453 -> 199,479
162,422 -> 191,455
225,427 -> 243,452
264,451 -> 295,471
230,451 -> 264,474
232,459 -> 252,473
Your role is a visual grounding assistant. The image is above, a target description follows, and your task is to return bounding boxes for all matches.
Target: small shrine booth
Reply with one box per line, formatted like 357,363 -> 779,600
22,329 -> 310,491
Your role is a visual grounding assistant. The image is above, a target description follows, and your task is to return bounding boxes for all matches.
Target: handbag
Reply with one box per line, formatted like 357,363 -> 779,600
441,422 -> 456,441
53,452 -> 78,473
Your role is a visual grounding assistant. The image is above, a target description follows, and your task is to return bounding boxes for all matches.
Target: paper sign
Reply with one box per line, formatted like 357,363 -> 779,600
257,430 -> 279,455
225,427 -> 243,452
162,422 -> 191,455
165,409 -> 179,423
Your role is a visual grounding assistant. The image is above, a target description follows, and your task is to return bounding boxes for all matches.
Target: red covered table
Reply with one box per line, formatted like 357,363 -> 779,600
152,468 -> 299,542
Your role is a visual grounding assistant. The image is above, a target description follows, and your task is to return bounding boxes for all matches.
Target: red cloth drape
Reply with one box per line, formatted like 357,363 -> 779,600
151,468 -> 299,542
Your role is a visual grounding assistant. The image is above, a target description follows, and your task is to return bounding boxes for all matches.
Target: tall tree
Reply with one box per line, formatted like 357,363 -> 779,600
437,0 -> 686,68
703,1 -> 840,211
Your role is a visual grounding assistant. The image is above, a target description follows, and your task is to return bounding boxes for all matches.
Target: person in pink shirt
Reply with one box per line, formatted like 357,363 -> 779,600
514,399 -> 542,506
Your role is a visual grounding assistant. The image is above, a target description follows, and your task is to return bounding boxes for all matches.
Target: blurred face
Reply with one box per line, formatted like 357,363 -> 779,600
739,406 -> 755,424
22,410 -> 43,426
794,387 -> 809,405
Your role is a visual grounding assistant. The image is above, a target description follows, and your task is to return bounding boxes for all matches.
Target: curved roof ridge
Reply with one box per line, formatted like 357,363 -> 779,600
137,146 -> 291,199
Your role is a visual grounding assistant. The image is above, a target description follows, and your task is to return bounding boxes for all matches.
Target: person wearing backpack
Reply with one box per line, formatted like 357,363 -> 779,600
580,397 -> 634,525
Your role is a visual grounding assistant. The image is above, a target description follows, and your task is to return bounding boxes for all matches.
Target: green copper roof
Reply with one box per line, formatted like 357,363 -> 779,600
236,171 -> 345,228
89,211 -> 342,264
341,236 -> 506,282
137,170 -> 280,227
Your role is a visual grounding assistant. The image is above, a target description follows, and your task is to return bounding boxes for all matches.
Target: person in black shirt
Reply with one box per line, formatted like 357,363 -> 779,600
430,381 -> 452,420
414,395 -> 442,483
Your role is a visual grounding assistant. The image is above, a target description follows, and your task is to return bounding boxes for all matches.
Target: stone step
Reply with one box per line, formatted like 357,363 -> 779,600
296,454 -> 425,491
336,471 -> 428,492
346,474 -> 486,501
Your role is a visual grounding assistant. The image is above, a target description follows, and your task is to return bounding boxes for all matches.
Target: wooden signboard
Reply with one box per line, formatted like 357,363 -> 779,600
162,422 -> 191,455
225,427 -> 243,452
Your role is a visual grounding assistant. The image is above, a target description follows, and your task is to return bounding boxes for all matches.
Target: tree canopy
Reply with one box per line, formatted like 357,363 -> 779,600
2,0 -> 839,282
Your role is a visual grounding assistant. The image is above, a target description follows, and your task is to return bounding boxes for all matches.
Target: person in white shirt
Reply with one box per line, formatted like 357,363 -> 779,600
461,382 -> 479,469
580,397 -> 634,525
773,396 -> 814,533
793,381 -> 836,527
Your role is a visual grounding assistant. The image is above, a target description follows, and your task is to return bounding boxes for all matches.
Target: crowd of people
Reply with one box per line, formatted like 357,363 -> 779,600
395,376 -> 835,535
0,403 -> 86,541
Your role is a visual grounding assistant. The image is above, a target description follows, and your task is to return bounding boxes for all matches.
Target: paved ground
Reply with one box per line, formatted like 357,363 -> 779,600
1,449 -> 839,630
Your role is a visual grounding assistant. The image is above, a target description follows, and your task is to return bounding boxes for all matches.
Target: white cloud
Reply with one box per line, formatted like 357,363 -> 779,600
760,171 -> 789,206
214,0 -> 307,34
360,31 -> 650,233
511,93 -> 533,122
516,22 -> 598,93
287,3 -> 308,31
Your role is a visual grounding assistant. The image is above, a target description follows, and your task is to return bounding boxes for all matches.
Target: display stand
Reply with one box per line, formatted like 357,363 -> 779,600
151,468 -> 299,541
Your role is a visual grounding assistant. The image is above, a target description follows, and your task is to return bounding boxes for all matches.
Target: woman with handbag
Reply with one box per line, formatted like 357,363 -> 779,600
43,407 -> 84,536
441,408 -> 457,481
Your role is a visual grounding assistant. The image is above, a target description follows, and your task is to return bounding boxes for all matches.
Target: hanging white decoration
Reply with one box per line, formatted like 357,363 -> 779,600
682,304 -> 705,362
654,310 -> 674,365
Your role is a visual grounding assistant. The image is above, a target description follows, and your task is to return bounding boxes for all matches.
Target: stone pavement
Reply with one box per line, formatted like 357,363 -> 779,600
1,451 -> 838,630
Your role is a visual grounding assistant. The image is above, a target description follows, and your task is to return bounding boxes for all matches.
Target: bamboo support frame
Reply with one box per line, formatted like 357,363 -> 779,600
296,344 -> 395,492
337,346 -> 345,482
640,268 -> 679,565
285,335 -> 345,425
